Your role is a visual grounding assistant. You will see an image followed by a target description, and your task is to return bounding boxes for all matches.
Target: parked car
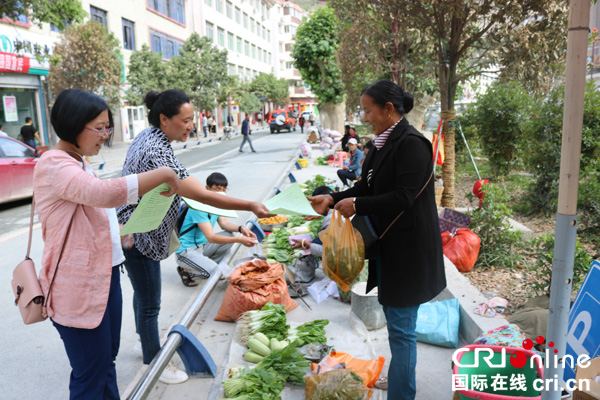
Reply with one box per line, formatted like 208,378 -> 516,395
0,136 -> 40,204
268,109 -> 297,133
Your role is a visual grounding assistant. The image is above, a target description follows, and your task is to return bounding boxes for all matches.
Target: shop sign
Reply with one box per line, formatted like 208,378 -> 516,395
0,51 -> 30,74
3,95 -> 18,122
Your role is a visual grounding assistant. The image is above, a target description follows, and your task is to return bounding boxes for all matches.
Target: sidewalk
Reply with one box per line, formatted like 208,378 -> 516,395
137,144 -> 508,400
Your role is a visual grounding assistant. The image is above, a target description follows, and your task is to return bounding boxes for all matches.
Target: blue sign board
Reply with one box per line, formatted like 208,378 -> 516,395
565,260 -> 600,381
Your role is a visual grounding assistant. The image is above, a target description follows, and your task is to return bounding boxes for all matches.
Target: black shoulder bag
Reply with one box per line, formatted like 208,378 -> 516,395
351,171 -> 433,258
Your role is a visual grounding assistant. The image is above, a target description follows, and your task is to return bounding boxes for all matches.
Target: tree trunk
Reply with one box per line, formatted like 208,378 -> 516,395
406,93 -> 435,133
439,61 -> 456,209
319,101 -> 346,133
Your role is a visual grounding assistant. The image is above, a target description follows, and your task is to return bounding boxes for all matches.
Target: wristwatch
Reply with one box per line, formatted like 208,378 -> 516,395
238,225 -> 243,233
352,197 -> 356,212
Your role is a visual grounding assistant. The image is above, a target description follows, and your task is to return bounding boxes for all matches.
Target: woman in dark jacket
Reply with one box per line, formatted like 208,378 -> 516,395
309,80 -> 445,400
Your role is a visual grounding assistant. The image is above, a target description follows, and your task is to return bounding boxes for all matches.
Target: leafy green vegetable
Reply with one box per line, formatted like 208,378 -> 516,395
307,369 -> 369,400
287,215 -> 307,228
238,303 -> 289,342
255,344 -> 311,385
287,319 -> 329,347
221,367 -> 283,399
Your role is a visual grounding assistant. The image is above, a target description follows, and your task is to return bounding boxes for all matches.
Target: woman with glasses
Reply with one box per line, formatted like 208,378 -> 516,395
117,89 -> 270,384
33,88 -> 180,399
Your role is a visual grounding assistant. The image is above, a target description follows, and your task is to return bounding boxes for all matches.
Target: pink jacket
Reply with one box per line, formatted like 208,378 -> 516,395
33,150 -> 129,329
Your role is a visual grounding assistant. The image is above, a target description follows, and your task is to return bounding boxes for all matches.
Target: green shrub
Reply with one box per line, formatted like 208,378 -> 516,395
466,182 -> 524,269
460,82 -> 532,178
528,233 -> 593,296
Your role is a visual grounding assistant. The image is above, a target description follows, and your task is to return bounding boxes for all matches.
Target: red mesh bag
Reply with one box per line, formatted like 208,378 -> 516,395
442,228 -> 481,272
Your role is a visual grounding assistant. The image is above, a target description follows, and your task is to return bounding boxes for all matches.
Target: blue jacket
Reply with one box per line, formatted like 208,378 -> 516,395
348,148 -> 364,176
241,118 -> 250,135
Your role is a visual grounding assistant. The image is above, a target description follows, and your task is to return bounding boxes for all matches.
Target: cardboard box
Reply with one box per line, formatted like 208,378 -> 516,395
573,357 -> 600,400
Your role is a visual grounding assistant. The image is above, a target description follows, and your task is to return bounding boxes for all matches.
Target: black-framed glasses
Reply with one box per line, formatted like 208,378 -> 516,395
85,127 -> 114,138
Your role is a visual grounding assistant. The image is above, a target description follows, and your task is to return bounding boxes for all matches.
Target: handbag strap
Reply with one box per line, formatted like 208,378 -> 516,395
25,197 -> 35,259
379,170 -> 434,240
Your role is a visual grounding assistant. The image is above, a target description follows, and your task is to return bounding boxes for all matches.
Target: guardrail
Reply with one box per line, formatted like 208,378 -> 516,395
127,155 -> 300,400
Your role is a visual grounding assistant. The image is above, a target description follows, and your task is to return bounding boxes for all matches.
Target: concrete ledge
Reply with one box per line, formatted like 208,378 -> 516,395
438,256 -> 509,344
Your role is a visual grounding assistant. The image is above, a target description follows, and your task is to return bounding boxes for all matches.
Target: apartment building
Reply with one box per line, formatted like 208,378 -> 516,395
272,0 -> 317,114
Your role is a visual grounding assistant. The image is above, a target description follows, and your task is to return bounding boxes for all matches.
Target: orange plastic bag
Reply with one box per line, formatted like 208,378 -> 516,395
310,351 -> 385,388
441,228 -> 481,272
319,210 -> 365,291
305,369 -> 373,400
214,260 -> 298,321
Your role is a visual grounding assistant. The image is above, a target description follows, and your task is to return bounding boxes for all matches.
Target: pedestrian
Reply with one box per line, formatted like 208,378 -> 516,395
202,113 -> 208,137
33,88 -> 180,399
256,111 -> 262,127
342,126 -> 359,152
309,79 -> 445,400
239,113 -> 256,152
308,112 -> 315,126
175,172 -> 258,287
227,113 -> 234,127
0,123 -> 7,136
19,117 -> 41,149
298,115 -> 305,134
117,89 -> 270,384
336,138 -> 364,188
207,114 -> 214,135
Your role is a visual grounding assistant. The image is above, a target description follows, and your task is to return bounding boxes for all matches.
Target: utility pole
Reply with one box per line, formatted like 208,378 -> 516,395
542,0 -> 590,399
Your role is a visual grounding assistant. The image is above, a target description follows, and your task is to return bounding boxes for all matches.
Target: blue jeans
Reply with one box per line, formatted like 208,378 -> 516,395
337,169 -> 356,186
24,139 -> 36,149
383,304 -> 419,400
124,246 -> 162,365
52,266 -> 122,400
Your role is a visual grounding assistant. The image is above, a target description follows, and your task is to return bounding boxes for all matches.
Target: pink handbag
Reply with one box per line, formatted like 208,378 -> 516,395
11,197 -> 76,325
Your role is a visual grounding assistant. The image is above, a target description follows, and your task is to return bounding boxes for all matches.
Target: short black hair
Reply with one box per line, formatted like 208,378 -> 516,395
361,79 -> 414,116
25,117 -> 32,123
206,172 -> 228,188
51,89 -> 113,148
312,185 -> 334,196
145,90 -> 190,128
364,140 -> 374,151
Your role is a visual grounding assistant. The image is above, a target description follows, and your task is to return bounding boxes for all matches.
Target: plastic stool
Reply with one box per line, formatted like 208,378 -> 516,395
288,171 -> 297,183
334,152 -> 349,168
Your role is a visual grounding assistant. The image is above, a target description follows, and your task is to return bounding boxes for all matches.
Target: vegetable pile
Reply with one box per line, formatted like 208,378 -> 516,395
258,215 -> 288,225
222,367 -> 284,400
298,174 -> 332,195
287,319 -> 329,347
238,303 -> 289,343
263,217 -> 323,265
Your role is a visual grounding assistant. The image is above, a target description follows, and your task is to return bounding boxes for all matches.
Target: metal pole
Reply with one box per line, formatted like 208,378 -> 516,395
456,121 -> 481,181
542,0 -> 589,398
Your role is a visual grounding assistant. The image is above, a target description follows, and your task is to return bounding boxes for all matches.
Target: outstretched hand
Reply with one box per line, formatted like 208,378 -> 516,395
251,202 -> 273,218
159,168 -> 180,197
307,194 -> 334,216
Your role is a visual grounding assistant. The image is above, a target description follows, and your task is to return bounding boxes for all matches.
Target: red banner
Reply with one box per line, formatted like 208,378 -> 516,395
0,52 -> 30,74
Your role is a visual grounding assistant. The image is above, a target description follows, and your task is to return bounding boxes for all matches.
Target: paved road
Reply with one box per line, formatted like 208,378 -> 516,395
0,128 -> 304,400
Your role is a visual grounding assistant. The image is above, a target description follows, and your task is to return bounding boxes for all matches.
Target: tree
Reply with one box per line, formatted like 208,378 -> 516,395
48,21 -> 123,108
292,6 -> 345,133
249,73 -> 290,108
399,0 -> 568,208
239,93 -> 262,114
1,0 -> 85,31
125,44 -> 169,106
168,33 -> 229,114
331,0 -> 438,120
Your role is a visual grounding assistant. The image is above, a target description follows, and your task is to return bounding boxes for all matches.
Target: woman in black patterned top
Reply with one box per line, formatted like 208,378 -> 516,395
117,90 -> 270,384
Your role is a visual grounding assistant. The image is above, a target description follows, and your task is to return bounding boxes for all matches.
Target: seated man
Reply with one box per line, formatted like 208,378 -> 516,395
175,172 -> 258,287
336,138 -> 364,188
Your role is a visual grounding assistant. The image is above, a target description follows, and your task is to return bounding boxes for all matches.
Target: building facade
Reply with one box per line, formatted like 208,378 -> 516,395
1,0 -> 317,143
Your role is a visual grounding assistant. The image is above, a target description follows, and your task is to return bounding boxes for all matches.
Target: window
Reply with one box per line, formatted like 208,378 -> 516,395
263,50 -> 267,63
279,42 -> 283,52
246,68 -> 251,80
227,32 -> 234,50
235,7 -> 241,24
286,61 -> 294,69
0,138 -> 35,157
268,52 -> 271,64
149,29 -> 183,59
236,36 -> 242,53
251,44 -> 256,59
250,18 -> 255,33
206,22 -> 214,41
226,1 -> 232,18
244,41 -> 250,56
216,0 -> 223,13
90,5 -> 107,26
284,25 -> 296,34
262,26 -> 266,40
148,0 -> 185,24
267,30 -> 270,42
285,43 -> 292,52
228,63 -> 236,75
243,13 -> 248,29
122,19 -> 135,50
50,24 -> 60,32
238,66 -> 244,80
205,0 -> 211,5
280,61 -> 284,71
256,21 -> 260,35
217,27 -> 225,47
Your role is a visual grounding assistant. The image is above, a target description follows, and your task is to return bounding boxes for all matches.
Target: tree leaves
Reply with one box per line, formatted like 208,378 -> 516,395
48,21 -> 122,108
